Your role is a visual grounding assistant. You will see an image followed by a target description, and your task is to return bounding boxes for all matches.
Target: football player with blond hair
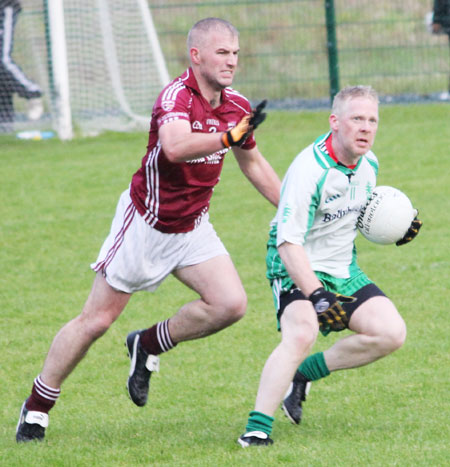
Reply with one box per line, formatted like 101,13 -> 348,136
239,85 -> 421,447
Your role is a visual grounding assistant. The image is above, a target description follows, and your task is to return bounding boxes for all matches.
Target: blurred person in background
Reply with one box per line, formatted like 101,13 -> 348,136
432,0 -> 450,99
0,0 -> 43,130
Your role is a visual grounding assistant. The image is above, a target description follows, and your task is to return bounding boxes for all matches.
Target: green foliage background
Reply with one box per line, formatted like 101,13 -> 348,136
1,103 -> 449,465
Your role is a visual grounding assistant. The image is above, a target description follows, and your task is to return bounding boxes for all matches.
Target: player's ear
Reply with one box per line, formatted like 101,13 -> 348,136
190,47 -> 200,65
329,113 -> 338,131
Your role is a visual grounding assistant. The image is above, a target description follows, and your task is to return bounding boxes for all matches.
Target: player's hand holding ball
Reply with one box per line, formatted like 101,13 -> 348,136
395,211 -> 423,246
221,100 -> 267,148
309,287 -> 356,332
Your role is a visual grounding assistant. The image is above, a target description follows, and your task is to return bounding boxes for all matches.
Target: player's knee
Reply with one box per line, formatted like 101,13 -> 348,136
383,321 -> 406,354
298,325 -> 318,350
209,290 -> 247,329
370,320 -> 406,357
223,291 -> 247,323
87,317 -> 111,340
289,322 -> 318,356
78,309 -> 116,340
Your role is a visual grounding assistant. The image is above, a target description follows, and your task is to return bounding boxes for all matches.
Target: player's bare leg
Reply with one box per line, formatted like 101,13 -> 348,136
253,301 -> 318,416
281,296 -> 406,427
17,273 -> 130,442
170,254 -> 247,341
238,300 -> 318,446
126,254 -> 247,406
324,296 -> 406,371
41,273 -> 131,388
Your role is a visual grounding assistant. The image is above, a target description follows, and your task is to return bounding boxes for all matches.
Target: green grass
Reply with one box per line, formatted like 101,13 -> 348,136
1,103 -> 449,465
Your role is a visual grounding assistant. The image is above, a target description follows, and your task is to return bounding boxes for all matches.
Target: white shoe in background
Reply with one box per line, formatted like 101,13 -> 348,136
27,98 -> 44,120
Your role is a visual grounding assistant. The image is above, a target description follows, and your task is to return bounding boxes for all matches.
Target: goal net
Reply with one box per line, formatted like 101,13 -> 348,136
0,0 -> 169,139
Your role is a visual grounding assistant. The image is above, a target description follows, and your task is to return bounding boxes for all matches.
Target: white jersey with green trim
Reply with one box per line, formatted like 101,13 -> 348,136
272,132 -> 378,278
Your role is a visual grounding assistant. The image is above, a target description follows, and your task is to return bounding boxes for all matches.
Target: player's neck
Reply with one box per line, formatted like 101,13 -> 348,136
327,134 -> 359,168
208,94 -> 221,108
337,151 -> 360,167
202,88 -> 222,109
194,73 -> 223,108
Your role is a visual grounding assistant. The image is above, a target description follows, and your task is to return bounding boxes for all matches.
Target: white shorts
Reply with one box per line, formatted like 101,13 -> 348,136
91,189 -> 229,293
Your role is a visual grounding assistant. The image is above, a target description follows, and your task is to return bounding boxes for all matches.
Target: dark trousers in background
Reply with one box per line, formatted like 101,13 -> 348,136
0,5 -> 42,125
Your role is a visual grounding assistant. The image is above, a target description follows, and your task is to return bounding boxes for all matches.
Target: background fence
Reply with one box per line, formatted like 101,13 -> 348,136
2,0 -> 449,136
150,0 -> 450,107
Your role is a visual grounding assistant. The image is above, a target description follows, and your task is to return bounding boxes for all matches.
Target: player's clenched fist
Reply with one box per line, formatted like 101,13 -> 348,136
309,287 -> 356,332
221,100 -> 267,148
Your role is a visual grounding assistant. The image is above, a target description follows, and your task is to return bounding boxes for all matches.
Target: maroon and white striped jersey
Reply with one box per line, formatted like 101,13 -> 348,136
130,68 -> 256,234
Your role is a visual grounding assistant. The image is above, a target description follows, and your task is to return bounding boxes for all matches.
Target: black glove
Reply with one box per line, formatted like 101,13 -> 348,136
221,100 -> 267,148
309,287 -> 356,332
396,212 -> 422,246
249,99 -> 267,129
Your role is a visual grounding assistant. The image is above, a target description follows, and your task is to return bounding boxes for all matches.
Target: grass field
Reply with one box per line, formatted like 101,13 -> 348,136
1,103 -> 449,466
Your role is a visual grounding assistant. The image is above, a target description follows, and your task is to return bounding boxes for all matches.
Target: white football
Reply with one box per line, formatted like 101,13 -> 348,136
357,186 -> 415,245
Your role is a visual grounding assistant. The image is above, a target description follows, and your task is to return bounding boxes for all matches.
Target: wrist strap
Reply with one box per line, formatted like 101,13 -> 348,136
308,287 -> 325,301
221,132 -> 231,148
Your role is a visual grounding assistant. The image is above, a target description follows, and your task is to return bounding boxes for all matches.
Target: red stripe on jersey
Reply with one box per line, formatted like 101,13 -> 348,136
325,134 -> 357,169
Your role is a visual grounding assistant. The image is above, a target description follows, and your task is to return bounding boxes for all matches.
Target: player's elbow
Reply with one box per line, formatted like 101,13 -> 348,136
163,143 -> 183,163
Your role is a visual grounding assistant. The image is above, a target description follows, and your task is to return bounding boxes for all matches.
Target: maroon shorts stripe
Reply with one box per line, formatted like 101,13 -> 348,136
93,202 -> 136,272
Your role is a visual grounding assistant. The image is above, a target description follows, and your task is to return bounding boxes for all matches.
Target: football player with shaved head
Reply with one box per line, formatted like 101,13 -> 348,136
16,17 -> 280,442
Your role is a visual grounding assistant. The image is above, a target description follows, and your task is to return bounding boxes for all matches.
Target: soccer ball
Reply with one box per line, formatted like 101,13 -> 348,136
357,186 -> 415,245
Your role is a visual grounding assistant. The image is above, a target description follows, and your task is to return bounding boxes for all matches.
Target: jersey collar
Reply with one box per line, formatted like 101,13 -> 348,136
314,132 -> 362,173
181,68 -> 201,94
325,133 -> 358,169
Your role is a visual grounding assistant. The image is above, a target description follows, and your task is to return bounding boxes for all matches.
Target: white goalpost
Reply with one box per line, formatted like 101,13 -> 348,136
47,0 -> 72,140
47,0 -> 170,139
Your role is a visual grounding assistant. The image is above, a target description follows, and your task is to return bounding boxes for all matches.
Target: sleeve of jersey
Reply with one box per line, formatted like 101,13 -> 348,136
155,84 -> 191,129
275,153 -> 320,247
240,129 -> 256,150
